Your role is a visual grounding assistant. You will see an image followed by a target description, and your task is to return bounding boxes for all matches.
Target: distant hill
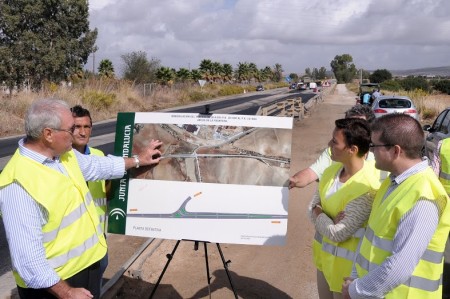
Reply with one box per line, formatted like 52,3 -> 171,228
389,66 -> 450,77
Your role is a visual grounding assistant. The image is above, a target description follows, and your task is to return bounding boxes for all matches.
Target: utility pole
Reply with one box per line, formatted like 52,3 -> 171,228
92,45 -> 98,75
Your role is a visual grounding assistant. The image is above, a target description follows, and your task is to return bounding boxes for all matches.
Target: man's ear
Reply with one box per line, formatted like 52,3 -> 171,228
349,144 -> 359,156
393,144 -> 402,158
42,128 -> 54,143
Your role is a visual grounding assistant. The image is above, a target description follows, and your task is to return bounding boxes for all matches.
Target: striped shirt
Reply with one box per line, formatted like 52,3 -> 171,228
0,139 -> 125,289
349,160 -> 440,298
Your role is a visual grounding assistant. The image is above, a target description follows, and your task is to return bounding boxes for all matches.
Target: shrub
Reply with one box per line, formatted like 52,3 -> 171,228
380,80 -> 402,92
189,91 -> 210,102
82,90 -> 117,109
399,76 -> 430,92
218,85 -> 244,96
421,106 -> 438,120
433,80 -> 450,95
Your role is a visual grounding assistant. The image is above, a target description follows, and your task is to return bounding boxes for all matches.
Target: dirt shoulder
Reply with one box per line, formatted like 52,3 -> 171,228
100,84 -> 357,299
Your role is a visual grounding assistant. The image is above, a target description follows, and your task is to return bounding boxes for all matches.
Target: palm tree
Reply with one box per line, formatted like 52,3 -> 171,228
222,63 -> 233,82
155,67 -> 175,85
98,59 -> 115,78
199,59 -> 213,82
176,68 -> 191,82
273,63 -> 284,82
236,62 -> 251,83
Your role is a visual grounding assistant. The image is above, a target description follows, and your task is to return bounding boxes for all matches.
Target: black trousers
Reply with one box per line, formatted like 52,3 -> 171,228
17,260 -> 101,299
444,262 -> 450,299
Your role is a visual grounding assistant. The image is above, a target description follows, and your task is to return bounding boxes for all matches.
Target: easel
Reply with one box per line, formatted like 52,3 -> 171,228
149,105 -> 238,298
148,240 -> 239,299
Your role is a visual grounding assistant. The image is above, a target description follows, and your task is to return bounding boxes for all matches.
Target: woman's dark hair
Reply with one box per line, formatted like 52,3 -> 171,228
335,118 -> 371,157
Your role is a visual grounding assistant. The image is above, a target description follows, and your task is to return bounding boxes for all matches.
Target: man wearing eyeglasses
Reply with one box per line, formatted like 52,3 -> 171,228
0,99 -> 162,299
70,105 -> 109,287
342,113 -> 450,298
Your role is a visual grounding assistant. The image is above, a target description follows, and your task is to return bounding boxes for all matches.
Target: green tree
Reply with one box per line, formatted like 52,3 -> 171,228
222,63 -> 233,82
236,62 -> 251,83
330,54 -> 357,83
98,59 -> 115,78
190,69 -> 202,82
369,69 -> 393,83
380,80 -> 402,92
260,66 -> 272,82
317,67 -> 327,80
273,63 -> 284,82
399,76 -> 430,92
121,51 -> 160,84
305,68 -> 312,77
199,59 -> 214,81
155,67 -> 175,85
176,68 -> 191,82
0,0 -> 97,90
289,73 -> 299,82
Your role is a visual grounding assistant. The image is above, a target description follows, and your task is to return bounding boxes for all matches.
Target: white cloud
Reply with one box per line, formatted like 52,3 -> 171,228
88,0 -> 450,76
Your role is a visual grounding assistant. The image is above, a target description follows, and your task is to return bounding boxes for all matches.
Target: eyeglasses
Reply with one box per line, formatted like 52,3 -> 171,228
51,125 -> 76,135
369,143 -> 394,148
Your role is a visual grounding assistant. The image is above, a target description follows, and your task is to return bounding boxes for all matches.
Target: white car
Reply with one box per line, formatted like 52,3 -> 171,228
371,95 -> 419,120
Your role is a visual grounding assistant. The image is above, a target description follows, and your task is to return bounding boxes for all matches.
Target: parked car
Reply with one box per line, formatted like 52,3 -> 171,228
298,83 -> 308,90
256,85 -> 264,91
372,95 -> 419,120
357,83 -> 380,104
423,107 -> 450,159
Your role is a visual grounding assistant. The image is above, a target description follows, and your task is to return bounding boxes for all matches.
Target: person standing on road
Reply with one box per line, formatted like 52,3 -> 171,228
0,99 -> 162,299
70,105 -> 109,283
309,118 -> 380,299
371,88 -> 381,103
431,137 -> 450,299
289,105 -> 376,189
362,93 -> 371,106
342,114 -> 450,298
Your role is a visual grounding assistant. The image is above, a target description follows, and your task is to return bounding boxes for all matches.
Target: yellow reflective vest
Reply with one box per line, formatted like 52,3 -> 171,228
0,150 -> 107,287
439,138 -> 450,194
313,160 -> 380,292
88,147 -> 107,233
356,167 -> 450,298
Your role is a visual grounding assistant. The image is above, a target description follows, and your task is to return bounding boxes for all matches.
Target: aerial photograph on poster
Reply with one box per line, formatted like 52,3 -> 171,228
108,112 -> 293,245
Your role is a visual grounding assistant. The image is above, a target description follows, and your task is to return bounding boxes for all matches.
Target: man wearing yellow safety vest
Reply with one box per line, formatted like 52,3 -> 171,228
342,113 -> 450,298
431,137 -> 450,299
0,99 -> 162,299
70,105 -> 109,284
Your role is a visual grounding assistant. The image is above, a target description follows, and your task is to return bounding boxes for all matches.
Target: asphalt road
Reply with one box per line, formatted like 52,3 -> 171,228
0,87 -> 316,297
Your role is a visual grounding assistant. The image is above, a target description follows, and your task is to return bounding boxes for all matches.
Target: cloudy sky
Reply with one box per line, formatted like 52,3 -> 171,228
88,0 -> 450,77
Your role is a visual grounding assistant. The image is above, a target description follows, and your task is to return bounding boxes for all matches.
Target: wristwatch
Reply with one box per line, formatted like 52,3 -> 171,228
133,155 -> 140,168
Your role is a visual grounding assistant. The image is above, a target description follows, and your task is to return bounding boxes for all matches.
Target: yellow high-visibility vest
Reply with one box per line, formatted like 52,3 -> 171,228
88,147 -> 107,233
0,150 -> 107,287
313,160 -> 380,292
439,138 -> 450,194
356,167 -> 450,298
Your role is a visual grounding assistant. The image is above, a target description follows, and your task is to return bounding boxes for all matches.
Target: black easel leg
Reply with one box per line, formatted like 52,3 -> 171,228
149,240 -> 181,299
203,242 -> 212,298
216,243 -> 238,299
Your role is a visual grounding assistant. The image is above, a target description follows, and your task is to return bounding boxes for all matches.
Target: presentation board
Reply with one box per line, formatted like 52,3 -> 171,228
107,112 -> 293,245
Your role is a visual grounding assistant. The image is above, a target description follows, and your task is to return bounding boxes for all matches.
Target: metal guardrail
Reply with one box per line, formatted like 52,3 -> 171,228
256,91 -> 325,119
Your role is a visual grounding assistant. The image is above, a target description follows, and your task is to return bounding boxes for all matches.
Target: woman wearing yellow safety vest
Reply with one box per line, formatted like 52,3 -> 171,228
309,118 -> 380,299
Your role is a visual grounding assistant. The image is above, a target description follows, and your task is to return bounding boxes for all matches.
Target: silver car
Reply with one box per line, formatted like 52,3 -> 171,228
371,95 -> 419,120
423,107 -> 450,159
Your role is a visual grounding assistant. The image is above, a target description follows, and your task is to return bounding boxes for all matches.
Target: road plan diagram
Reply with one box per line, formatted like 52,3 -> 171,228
109,112 -> 293,245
